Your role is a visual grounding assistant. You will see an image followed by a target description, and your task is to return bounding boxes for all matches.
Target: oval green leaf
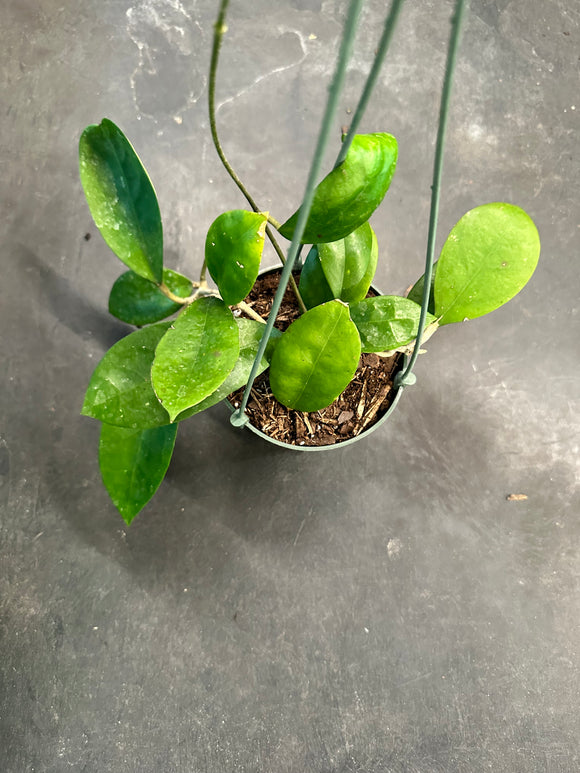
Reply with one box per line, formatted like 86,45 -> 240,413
320,221 -> 379,303
82,322 -> 172,428
279,133 -> 397,244
299,222 -> 379,308
151,297 -> 239,421
205,210 -> 268,305
79,118 -> 163,283
109,269 -> 192,326
434,203 -> 541,325
350,296 -> 437,353
298,246 -> 335,309
269,301 -> 361,412
99,423 -> 177,525
176,319 -> 281,420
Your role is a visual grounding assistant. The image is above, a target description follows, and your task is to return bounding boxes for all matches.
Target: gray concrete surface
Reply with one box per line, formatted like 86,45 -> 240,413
1,1 -> 579,771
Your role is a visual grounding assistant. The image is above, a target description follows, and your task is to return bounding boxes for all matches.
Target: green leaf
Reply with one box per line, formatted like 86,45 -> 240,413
269,301 -> 361,412
279,133 -> 397,244
151,297 -> 239,421
434,203 -> 541,325
99,423 -> 177,525
79,118 -> 163,283
298,246 -> 335,309
205,210 -> 268,305
407,265 -> 436,315
82,322 -> 172,428
319,221 -> 378,303
299,222 -> 379,309
176,319 -> 281,420
350,296 -> 437,353
109,269 -> 193,326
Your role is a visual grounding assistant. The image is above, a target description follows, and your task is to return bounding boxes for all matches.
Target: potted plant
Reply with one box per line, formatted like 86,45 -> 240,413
78,0 -> 540,523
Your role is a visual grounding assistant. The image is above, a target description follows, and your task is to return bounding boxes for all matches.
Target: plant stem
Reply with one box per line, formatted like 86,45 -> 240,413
208,0 -> 306,313
160,279 -> 264,324
208,0 -> 259,212
199,259 -> 208,285
192,286 -> 218,301
158,281 -> 200,304
335,0 -> 405,167
236,301 -> 266,324
158,279 -> 216,306
232,0 -> 365,426
396,0 -> 467,387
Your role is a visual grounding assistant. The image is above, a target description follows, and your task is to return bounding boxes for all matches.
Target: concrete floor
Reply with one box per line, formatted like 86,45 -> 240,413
1,1 -> 579,771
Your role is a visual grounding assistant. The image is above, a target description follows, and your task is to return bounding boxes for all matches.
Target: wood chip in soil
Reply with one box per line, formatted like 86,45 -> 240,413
228,269 -> 404,447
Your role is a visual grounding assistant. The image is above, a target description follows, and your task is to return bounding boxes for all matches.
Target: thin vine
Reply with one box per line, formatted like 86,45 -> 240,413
208,0 -> 306,313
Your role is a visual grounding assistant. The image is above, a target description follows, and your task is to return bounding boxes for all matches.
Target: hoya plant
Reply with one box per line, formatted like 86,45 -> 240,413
79,0 -> 540,523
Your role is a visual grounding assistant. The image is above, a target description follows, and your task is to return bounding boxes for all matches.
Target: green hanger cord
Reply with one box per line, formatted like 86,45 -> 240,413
396,0 -> 468,388
233,0 -> 468,425
231,0 -> 365,427
335,0 -> 405,168
232,0 -> 408,427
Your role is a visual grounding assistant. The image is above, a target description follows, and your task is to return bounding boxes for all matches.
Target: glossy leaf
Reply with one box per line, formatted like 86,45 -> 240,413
151,297 -> 239,421
270,301 -> 361,412
109,269 -> 192,326
434,203 -> 541,325
205,210 -> 268,305
279,133 -> 397,244
299,246 -> 335,309
176,320 -> 281,420
299,222 -> 379,308
79,118 -> 163,283
99,423 -> 177,525
319,221 -> 378,303
407,265 -> 436,315
350,296 -> 437,353
82,322 -> 171,429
